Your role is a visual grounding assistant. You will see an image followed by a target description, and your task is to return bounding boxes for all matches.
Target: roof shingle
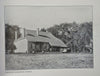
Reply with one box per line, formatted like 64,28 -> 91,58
26,30 -> 67,48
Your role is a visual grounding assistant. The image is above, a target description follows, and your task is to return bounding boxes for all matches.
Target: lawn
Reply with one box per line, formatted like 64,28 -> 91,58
5,53 -> 93,70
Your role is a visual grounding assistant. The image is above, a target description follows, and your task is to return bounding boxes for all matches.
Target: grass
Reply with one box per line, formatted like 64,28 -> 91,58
5,53 -> 93,70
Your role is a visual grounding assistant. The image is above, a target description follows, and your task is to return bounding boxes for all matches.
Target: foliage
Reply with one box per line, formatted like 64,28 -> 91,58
40,28 -> 46,32
47,22 -> 93,53
5,24 -> 21,53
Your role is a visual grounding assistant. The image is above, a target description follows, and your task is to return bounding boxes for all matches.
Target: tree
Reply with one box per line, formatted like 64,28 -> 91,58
47,25 -> 59,37
77,22 -> 93,53
40,28 -> 46,32
5,24 -> 21,53
47,21 -> 93,53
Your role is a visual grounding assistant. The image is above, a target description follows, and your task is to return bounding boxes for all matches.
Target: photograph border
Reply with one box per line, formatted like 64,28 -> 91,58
4,5 -> 94,73
0,0 -> 100,76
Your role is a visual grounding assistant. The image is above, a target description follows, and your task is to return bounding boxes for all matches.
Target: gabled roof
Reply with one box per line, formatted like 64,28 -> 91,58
25,29 -> 67,48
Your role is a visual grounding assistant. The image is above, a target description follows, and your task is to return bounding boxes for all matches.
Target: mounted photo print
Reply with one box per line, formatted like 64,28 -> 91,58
5,6 -> 93,70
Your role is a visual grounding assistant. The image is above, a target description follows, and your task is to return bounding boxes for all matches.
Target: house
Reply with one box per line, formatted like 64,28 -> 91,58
14,28 -> 67,53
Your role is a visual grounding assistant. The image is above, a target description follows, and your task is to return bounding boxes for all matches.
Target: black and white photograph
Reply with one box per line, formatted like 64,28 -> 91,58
5,6 -> 93,70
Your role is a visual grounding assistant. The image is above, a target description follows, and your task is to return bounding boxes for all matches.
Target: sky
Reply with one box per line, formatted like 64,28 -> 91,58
4,6 -> 92,30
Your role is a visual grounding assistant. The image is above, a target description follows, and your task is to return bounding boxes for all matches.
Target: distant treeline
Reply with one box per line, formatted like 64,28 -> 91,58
41,22 -> 93,53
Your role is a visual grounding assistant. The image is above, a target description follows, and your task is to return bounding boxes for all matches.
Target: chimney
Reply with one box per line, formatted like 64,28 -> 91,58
20,28 -> 26,38
36,28 -> 39,36
15,31 -> 17,41
23,28 -> 26,37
